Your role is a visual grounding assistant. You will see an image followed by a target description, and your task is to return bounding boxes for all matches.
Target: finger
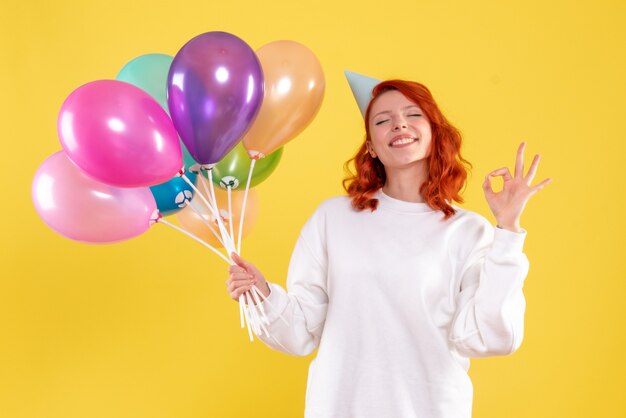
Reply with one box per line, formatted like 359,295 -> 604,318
482,175 -> 495,196
231,252 -> 253,270
530,178 -> 552,194
514,142 -> 526,178
230,276 -> 256,288
228,280 -> 254,294
231,252 -> 244,267
229,272 -> 255,282
489,167 -> 513,181
525,154 -> 540,184
231,285 -> 252,301
228,264 -> 247,274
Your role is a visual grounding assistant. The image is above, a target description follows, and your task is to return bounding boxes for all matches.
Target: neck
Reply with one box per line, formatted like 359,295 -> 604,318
382,161 -> 429,203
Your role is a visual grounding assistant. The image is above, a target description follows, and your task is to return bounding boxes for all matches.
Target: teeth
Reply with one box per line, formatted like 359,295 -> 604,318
391,137 -> 415,146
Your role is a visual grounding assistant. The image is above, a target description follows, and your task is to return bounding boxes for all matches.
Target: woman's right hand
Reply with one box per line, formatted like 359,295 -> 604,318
226,252 -> 271,302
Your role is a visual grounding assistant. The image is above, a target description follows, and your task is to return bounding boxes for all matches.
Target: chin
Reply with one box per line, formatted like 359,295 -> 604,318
398,156 -> 429,166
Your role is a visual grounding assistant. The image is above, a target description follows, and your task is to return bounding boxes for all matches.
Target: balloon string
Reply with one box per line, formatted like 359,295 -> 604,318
206,168 -> 236,252
177,175 -> 270,338
243,292 -> 259,335
249,291 -> 270,337
250,286 -> 269,325
197,171 -> 236,254
157,218 -> 232,265
227,186 -> 235,245
237,159 -> 256,255
181,173 -> 215,213
239,293 -> 254,341
237,286 -> 290,347
185,199 -> 227,248
184,173 -> 235,255
239,291 -> 245,328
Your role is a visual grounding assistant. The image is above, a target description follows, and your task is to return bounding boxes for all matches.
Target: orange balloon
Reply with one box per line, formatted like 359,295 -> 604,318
242,40 -> 325,158
176,187 -> 259,248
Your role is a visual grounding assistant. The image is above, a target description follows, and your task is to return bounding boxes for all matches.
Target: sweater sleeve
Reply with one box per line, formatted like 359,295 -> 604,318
449,222 -> 530,358
254,208 -> 329,357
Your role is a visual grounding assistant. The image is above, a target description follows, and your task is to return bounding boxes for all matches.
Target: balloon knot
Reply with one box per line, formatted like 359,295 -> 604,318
149,210 -> 162,225
247,150 -> 265,160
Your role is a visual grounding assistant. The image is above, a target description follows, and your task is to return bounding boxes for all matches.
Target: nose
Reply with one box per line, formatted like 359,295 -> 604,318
392,116 -> 408,131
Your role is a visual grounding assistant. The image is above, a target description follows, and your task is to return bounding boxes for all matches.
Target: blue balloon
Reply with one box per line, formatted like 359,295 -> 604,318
149,171 -> 197,216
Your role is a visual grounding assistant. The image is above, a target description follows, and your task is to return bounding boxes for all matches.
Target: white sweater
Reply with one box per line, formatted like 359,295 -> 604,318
257,189 -> 529,418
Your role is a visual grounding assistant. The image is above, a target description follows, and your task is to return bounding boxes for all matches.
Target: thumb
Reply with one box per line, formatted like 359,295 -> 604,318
231,252 -> 248,269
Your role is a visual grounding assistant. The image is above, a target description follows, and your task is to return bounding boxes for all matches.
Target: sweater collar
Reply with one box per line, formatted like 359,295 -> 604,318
375,188 -> 436,213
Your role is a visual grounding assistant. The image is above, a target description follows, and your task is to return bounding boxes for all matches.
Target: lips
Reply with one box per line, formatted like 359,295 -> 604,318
389,135 -> 417,147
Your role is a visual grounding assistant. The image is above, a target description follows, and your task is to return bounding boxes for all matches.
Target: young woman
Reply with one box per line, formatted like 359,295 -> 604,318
226,77 -> 551,418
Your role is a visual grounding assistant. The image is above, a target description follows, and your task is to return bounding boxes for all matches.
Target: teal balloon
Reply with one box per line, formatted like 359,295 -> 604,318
149,171 -> 197,216
181,140 -> 196,170
183,143 -> 198,171
206,143 -> 283,189
116,53 -> 173,111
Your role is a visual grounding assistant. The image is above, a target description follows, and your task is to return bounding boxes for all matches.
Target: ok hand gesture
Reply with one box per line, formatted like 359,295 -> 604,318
483,142 -> 552,232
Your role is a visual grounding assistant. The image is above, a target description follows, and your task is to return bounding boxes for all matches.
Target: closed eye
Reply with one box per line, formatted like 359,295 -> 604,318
375,120 -> 389,125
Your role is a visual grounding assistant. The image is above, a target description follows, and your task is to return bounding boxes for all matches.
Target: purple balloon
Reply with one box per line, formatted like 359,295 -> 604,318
32,151 -> 158,244
58,80 -> 183,188
167,31 -> 264,165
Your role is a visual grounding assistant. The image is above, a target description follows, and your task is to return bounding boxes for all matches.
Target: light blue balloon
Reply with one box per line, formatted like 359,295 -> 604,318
116,53 -> 173,111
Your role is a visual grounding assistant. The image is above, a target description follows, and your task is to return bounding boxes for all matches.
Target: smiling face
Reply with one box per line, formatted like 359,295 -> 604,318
367,89 -> 432,170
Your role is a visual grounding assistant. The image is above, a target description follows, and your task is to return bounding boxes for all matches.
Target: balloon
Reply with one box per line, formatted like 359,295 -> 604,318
167,31 -> 264,165
176,187 -> 259,248
116,53 -> 173,110
116,53 -> 204,213
32,151 -> 158,244
58,80 -> 183,188
149,171 -> 197,216
242,40 -> 325,158
205,143 -> 283,190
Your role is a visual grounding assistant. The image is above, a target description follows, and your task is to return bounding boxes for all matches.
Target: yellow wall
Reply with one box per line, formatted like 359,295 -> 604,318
1,0 -> 625,416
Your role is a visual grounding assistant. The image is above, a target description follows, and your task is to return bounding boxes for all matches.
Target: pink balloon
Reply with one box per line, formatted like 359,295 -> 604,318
32,151 -> 158,244
58,80 -> 183,188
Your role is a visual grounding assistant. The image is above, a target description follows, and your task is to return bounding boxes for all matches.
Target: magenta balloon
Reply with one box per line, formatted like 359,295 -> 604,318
58,80 -> 183,188
32,151 -> 158,244
167,31 -> 264,165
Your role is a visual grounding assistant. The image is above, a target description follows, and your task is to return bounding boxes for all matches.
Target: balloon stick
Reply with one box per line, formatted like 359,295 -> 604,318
227,186 -> 235,246
237,159 -> 257,254
239,293 -> 254,342
157,218 -> 232,264
185,200 -> 228,248
204,169 -> 236,252
251,285 -> 289,326
191,172 -> 235,255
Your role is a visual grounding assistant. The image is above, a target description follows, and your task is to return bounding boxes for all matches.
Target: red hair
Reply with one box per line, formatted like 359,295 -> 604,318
343,80 -> 472,220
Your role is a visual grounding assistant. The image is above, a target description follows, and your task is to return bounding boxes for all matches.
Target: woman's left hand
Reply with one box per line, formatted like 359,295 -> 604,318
483,142 -> 552,232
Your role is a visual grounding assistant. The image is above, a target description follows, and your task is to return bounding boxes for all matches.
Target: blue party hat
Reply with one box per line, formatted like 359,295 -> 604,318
344,70 -> 381,118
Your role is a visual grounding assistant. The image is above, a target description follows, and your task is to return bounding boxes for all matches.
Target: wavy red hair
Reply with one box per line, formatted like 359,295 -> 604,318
343,80 -> 472,220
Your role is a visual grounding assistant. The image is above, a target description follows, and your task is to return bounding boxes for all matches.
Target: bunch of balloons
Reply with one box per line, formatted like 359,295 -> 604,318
32,31 -> 325,340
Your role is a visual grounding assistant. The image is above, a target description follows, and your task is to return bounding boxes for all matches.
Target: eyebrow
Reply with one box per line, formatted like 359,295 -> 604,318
373,105 -> 420,118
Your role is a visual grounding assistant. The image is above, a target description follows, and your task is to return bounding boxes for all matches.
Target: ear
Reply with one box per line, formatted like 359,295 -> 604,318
366,141 -> 378,158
